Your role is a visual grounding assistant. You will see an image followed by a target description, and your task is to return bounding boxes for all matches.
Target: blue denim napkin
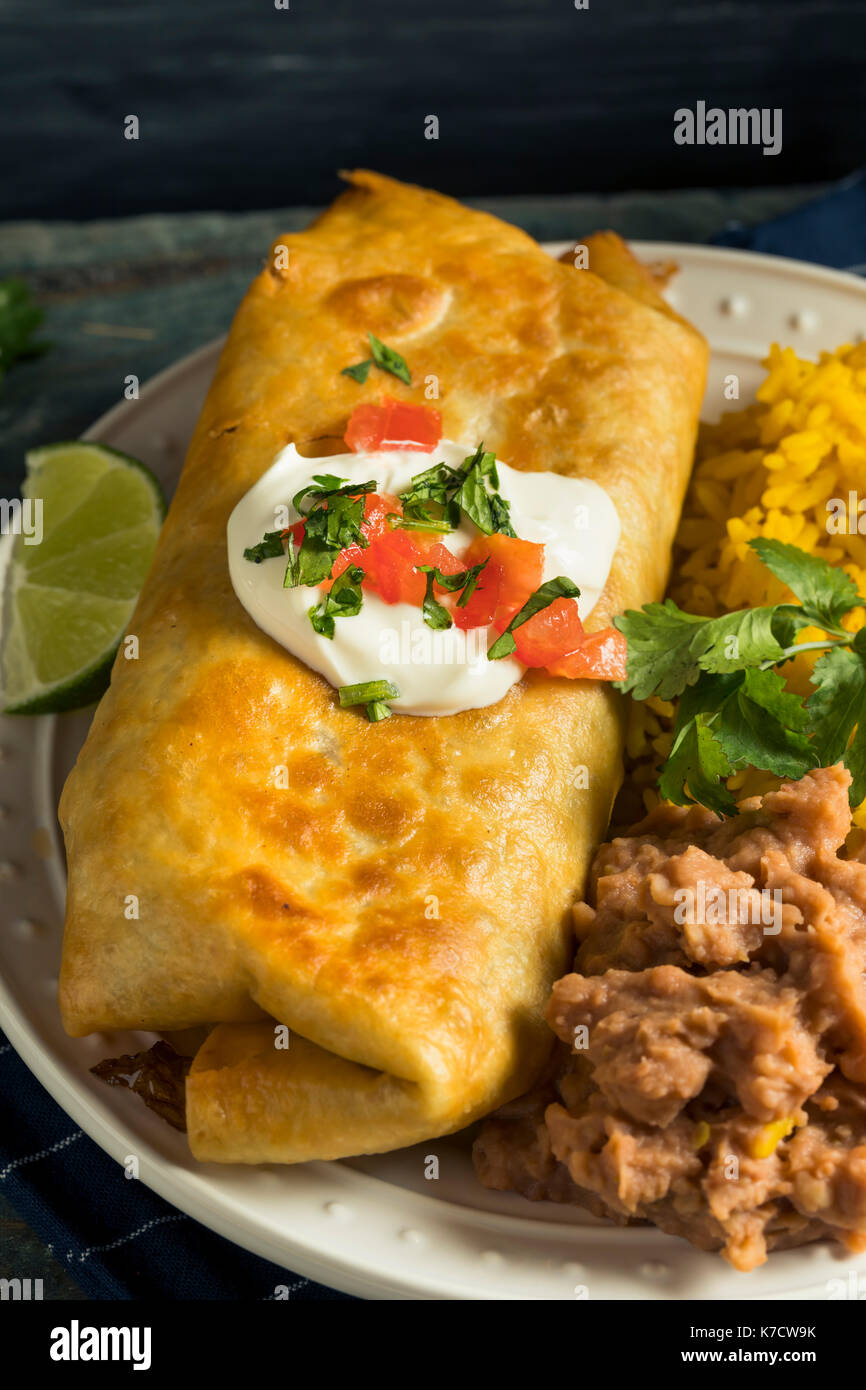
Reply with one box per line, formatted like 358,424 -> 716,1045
712,169 -> 866,275
3,171 -> 865,1301
0,1035 -> 350,1299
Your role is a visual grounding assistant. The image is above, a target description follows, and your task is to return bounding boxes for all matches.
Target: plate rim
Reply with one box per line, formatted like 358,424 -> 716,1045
3,238 -> 866,1300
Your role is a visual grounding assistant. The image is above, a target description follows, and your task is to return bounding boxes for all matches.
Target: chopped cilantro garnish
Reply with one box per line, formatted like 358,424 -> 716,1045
387,513 -> 453,534
243,531 -> 285,564
397,461 -> 459,530
339,678 -> 400,705
455,445 -> 517,537
341,360 -> 373,384
417,568 -> 453,631
397,445 -> 516,539
367,333 -> 411,385
244,475 -> 378,591
308,565 -> 365,638
456,560 -> 488,608
288,478 -> 377,588
415,559 -> 490,631
488,577 -> 581,660
292,476 -> 375,516
339,679 -> 400,720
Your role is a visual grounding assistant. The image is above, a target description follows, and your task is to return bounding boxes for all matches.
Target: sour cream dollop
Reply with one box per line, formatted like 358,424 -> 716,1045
227,442 -> 620,716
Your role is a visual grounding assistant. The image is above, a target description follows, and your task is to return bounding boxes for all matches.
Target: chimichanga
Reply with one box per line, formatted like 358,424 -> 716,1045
58,171 -> 708,1163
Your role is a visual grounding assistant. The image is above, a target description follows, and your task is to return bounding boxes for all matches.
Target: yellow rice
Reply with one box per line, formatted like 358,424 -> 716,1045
625,341 -> 866,825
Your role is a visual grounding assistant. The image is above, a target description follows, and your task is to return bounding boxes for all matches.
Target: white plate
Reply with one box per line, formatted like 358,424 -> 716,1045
3,243 -> 866,1301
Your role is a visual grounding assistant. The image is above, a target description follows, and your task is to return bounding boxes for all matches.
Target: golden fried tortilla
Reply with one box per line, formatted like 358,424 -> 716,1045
58,171 -> 708,1163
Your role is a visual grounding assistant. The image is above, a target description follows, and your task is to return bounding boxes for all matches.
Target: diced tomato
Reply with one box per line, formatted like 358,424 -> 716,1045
501,596 -> 585,668
345,397 -> 442,453
280,518 -> 305,547
452,542 -> 501,629
426,543 -> 464,585
321,491 -> 401,588
364,491 -> 402,538
381,398 -> 442,451
359,523 -> 462,605
364,527 -> 428,604
486,535 -> 545,622
344,404 -> 385,453
546,627 -> 627,681
453,533 -> 544,629
367,532 -> 479,608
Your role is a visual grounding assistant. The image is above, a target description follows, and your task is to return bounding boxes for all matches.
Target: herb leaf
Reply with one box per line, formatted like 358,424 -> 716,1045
455,445 -> 517,537
694,608 -> 788,675
292,477 -> 375,516
245,476 -> 377,587
620,540 -> 866,817
308,565 -> 365,639
455,559 -> 488,607
387,513 -> 453,534
659,712 -> 737,817
415,560 -> 489,630
749,537 -> 863,631
368,333 -> 411,385
658,665 -> 815,812
615,599 -> 787,701
397,446 -> 516,539
713,668 -> 816,780
339,679 -> 400,707
341,360 -> 373,384
488,577 -> 580,660
287,479 -> 377,587
243,530 -> 285,564
0,279 -> 50,388
418,569 -> 452,630
614,600 -> 707,700
807,643 -> 866,802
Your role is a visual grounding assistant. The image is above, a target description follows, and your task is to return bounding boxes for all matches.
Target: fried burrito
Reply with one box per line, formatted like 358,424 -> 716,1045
59,172 -> 708,1163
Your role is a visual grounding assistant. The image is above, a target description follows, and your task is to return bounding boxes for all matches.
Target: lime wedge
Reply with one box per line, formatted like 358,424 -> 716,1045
1,441 -> 165,714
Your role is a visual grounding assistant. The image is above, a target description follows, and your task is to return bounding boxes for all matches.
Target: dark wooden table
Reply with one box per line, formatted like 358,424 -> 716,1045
0,182 -> 821,1298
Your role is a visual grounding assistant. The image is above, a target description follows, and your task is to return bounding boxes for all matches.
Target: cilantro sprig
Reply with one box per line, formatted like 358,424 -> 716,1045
616,539 -> 866,813
0,279 -> 50,389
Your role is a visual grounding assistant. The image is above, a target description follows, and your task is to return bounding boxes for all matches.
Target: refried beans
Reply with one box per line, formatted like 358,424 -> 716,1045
474,765 -> 866,1271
